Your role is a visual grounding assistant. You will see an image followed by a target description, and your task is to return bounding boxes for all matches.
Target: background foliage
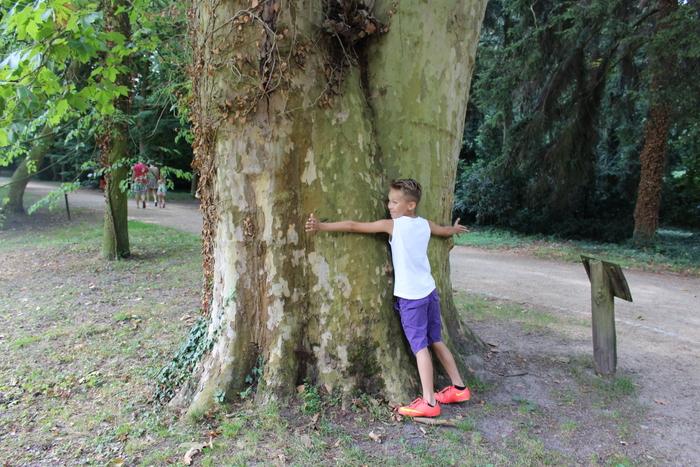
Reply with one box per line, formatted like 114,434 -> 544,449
456,0 -> 700,240
0,0 -> 193,193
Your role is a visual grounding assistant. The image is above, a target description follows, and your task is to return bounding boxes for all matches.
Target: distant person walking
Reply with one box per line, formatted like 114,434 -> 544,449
147,163 -> 160,207
131,161 -> 149,209
157,174 -> 167,208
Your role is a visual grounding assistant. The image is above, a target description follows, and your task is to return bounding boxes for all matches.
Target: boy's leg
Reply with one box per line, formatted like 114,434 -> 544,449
415,347 -> 436,405
431,342 -> 464,388
395,296 -> 440,417
425,290 -> 470,404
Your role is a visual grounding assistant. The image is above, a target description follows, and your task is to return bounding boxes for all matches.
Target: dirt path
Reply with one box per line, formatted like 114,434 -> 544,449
2,178 -> 202,235
12,178 -> 700,463
452,248 -> 700,464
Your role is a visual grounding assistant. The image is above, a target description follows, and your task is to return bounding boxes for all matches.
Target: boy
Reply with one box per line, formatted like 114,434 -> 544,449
305,178 -> 471,417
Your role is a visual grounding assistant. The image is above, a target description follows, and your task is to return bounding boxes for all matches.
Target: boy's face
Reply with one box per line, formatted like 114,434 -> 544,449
387,188 -> 417,219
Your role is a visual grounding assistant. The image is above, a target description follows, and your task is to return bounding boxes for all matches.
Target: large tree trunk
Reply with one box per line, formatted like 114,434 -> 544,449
100,0 -> 132,260
632,0 -> 677,244
5,125 -> 54,214
177,0 -> 487,415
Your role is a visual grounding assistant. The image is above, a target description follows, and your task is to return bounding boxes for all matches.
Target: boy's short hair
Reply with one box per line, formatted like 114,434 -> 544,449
390,178 -> 422,204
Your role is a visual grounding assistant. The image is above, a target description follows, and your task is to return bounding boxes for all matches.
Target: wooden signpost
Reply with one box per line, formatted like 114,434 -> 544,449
581,256 -> 633,376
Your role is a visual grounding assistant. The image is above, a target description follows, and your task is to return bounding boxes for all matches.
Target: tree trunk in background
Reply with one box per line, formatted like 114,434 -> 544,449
5,125 -> 54,214
177,0 -> 487,415
633,105 -> 670,243
100,0 -> 132,260
633,0 -> 677,244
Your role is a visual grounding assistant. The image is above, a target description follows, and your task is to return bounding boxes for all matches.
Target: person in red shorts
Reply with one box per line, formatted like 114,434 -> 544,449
132,161 -> 149,208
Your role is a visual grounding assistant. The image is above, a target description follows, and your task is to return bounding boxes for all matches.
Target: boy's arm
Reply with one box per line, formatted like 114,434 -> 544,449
428,218 -> 469,237
305,213 -> 392,235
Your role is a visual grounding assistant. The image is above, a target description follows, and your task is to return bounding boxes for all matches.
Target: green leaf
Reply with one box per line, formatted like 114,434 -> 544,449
67,93 -> 88,111
25,20 -> 40,40
47,99 -> 70,125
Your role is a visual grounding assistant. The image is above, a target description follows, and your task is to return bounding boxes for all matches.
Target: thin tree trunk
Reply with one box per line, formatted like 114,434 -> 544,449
633,104 -> 670,243
100,0 -> 132,260
176,0 -> 488,416
101,129 -> 130,259
5,125 -> 54,214
633,0 -> 677,244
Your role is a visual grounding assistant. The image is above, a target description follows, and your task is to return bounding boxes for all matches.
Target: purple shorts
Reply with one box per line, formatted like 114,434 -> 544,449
395,288 -> 442,354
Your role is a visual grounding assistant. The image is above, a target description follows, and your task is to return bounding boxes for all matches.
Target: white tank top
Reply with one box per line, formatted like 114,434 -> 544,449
389,216 -> 436,299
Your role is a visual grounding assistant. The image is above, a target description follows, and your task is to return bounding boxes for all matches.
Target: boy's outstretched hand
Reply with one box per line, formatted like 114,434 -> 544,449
305,213 -> 319,233
452,218 -> 469,235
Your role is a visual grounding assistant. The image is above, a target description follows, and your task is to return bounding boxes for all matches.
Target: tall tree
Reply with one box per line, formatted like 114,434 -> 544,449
171,0 -> 487,415
99,0 -> 133,259
0,0 -> 134,230
632,0 -> 678,244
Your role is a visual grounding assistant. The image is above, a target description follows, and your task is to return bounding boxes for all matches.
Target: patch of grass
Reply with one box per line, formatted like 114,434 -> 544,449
560,419 -> 577,432
113,311 -> 137,322
456,417 -> 476,432
220,417 -> 246,438
507,430 -> 567,465
514,397 -> 541,415
455,226 -> 700,275
593,376 -> 636,399
10,335 -> 41,349
552,388 -> 578,406
607,454 -> 634,466
575,372 -> 636,403
456,292 -> 557,330
455,227 -> 536,249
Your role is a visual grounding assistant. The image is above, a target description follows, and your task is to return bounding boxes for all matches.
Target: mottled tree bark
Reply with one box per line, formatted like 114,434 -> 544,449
5,125 -> 54,214
633,0 -> 677,244
177,0 -> 487,415
100,0 -> 132,260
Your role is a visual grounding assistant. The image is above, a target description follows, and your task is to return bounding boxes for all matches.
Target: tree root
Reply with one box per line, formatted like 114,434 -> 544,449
411,417 -> 457,427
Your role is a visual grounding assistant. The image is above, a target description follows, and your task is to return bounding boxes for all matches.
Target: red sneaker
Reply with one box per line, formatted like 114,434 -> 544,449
435,385 -> 471,404
397,398 -> 441,418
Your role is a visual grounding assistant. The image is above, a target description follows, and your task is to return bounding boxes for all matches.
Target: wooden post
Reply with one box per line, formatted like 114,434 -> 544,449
581,256 -> 633,376
64,193 -> 71,221
590,260 -> 616,375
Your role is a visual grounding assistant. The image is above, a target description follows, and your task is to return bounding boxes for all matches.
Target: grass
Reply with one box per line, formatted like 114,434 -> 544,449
455,226 -> 700,275
455,291 -> 560,331
0,214 -> 659,465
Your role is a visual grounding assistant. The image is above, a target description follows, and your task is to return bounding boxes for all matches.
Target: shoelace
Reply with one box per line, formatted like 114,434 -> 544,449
408,398 -> 423,407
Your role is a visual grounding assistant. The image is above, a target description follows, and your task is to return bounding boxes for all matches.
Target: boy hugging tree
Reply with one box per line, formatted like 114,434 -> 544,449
305,178 -> 471,417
